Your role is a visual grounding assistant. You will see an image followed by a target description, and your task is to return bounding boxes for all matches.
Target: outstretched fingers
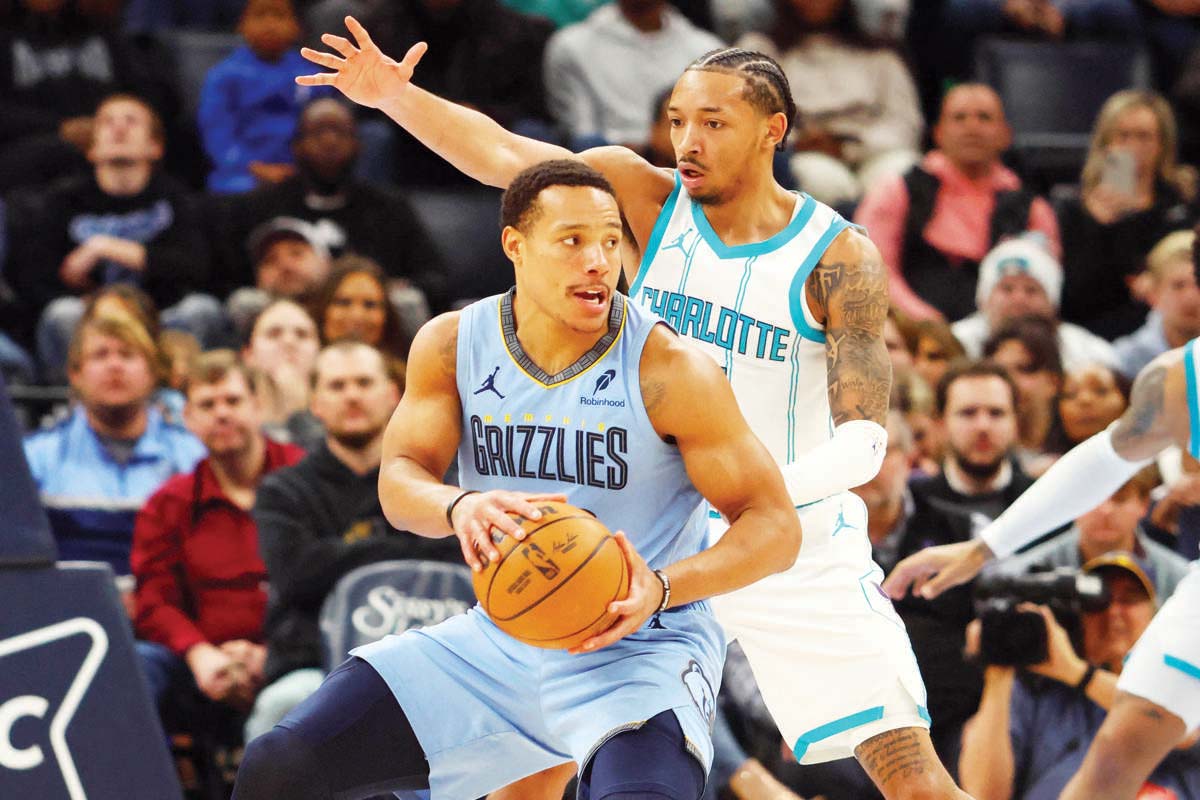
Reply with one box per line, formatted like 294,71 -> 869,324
299,48 -> 345,70
321,33 -> 357,58
344,15 -> 377,50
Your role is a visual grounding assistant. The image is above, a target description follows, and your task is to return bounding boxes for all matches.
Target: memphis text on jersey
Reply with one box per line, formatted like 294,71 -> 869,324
468,413 -> 629,490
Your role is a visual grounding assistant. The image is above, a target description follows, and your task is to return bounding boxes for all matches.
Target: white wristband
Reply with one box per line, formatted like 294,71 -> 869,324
780,419 -> 888,507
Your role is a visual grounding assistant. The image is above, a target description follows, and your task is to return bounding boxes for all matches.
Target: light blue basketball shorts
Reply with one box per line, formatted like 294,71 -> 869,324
353,602 -> 726,799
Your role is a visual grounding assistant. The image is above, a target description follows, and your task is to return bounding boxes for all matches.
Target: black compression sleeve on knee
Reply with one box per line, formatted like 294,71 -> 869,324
582,710 -> 706,800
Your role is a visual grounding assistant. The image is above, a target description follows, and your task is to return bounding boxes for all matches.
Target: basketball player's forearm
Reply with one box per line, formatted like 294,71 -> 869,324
663,508 -> 799,607
378,87 -> 574,188
378,455 -> 463,538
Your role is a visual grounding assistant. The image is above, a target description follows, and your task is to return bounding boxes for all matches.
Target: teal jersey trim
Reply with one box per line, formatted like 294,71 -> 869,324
786,329 -> 802,462
1187,339 -> 1200,459
917,706 -> 932,725
787,217 -> 851,344
792,706 -> 885,761
725,256 -> 758,378
691,192 -> 817,259
1164,654 -> 1200,682
629,172 -> 683,298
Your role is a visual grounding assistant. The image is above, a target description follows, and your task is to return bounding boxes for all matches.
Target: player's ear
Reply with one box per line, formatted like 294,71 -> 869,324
501,225 -> 525,267
765,111 -> 787,150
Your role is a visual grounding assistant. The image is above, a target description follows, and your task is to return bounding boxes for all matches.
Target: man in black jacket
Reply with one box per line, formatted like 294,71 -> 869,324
245,340 -> 457,741
8,93 -> 221,380
895,360 -> 1034,770
217,98 -> 447,312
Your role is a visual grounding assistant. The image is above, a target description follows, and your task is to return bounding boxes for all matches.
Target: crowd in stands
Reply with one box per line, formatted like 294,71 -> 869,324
6,0 -> 1200,797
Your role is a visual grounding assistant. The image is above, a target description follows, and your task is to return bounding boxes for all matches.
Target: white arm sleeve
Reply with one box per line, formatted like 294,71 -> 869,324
780,419 -> 888,506
980,428 -> 1151,559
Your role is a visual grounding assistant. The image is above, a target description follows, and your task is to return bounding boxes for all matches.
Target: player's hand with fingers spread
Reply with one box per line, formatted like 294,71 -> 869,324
448,489 -> 568,572
568,531 -> 661,654
297,16 -> 428,110
883,539 -> 994,600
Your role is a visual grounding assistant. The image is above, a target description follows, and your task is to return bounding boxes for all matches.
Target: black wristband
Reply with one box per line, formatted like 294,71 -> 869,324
1074,663 -> 1098,694
445,490 -> 479,530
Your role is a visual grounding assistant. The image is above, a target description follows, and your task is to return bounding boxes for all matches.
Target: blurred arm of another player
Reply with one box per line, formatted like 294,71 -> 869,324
777,228 -> 892,508
570,325 -> 802,653
884,351 -> 1189,601
377,313 -> 566,572
296,17 -> 672,256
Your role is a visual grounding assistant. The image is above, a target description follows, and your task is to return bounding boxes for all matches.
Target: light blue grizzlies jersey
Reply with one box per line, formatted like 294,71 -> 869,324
455,288 -> 709,571
1186,338 -> 1200,459
629,173 -> 852,467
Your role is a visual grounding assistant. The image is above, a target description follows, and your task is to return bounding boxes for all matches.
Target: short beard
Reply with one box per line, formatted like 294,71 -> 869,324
953,452 -> 1007,482
691,188 -> 725,206
88,401 -> 144,431
329,428 -> 381,451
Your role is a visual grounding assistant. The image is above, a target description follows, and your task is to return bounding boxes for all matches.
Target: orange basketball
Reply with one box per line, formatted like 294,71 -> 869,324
473,501 -> 629,650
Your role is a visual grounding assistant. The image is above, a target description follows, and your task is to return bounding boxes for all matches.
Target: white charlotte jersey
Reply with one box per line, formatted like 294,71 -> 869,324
628,173 -> 853,466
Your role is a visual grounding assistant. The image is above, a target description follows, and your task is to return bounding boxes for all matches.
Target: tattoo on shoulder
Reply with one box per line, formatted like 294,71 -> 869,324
855,727 -> 928,788
439,323 -> 458,377
1113,362 -> 1167,448
641,377 -> 667,416
809,252 -> 891,425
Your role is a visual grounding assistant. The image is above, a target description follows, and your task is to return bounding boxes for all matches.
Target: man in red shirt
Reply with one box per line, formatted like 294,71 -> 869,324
132,349 -> 304,725
855,83 -> 1061,322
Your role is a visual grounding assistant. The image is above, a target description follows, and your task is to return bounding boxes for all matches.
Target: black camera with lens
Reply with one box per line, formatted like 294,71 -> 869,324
973,568 -> 1109,667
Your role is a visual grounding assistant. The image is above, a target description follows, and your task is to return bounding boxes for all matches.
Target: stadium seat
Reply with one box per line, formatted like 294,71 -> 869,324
974,37 -> 1152,187
156,31 -> 242,121
405,188 -> 514,308
319,560 -> 476,670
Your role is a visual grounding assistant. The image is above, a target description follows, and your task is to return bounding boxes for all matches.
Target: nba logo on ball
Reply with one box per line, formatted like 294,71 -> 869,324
473,501 -> 630,649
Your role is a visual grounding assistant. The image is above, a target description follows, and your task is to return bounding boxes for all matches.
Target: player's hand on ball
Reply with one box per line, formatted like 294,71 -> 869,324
568,531 -> 659,654
882,539 -> 993,600
297,16 -> 428,110
449,489 -> 568,572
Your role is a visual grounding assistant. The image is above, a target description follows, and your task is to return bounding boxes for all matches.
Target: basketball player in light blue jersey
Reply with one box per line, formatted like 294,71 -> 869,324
296,17 -> 971,799
888,232 -> 1200,798
233,160 -> 801,799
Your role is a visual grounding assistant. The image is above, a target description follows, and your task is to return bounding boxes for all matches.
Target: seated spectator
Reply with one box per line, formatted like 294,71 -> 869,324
22,312 -> 205,590
132,351 -> 305,731
0,0 -> 175,192
198,0 -> 333,194
1114,228 -> 1200,379
1058,90 -> 1197,340
219,98 -> 448,312
891,365 -> 943,476
884,307 -> 916,373
992,468 -> 1191,600
246,340 -> 458,741
855,84 -> 1060,322
952,235 -> 1118,371
960,552 -> 1200,799
910,318 -> 965,394
8,93 -> 220,382
944,0 -> 1139,41
983,315 -> 1064,472
370,0 -> 554,185
896,361 -> 1034,765
1051,362 -> 1130,453
312,255 -> 411,361
737,0 -> 923,206
544,0 -> 722,151
225,216 -> 333,336
853,410 -> 917,573
240,298 -> 322,448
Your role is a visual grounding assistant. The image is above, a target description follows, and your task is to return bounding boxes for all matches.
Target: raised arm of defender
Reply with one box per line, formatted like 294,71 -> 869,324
298,17 -> 672,242
775,229 -> 892,507
883,350 -> 1191,601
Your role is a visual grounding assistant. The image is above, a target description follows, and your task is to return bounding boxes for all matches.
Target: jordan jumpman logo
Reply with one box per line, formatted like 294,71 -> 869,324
830,504 -> 859,537
474,366 -> 505,399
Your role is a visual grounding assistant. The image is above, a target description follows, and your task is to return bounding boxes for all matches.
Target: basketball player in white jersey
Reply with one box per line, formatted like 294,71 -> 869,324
298,18 -> 970,798
886,261 -> 1200,796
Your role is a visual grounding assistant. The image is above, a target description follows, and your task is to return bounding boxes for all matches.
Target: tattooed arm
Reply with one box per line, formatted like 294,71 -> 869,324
808,228 -> 892,426
772,229 -> 892,507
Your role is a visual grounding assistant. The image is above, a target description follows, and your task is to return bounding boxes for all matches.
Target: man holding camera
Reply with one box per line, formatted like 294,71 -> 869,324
959,553 -> 1200,799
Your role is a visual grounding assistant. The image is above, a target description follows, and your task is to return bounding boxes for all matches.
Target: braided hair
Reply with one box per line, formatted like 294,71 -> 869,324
686,48 -> 798,150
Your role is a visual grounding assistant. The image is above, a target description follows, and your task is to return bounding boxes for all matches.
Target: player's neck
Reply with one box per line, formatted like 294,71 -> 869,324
696,180 -> 796,248
511,298 -> 605,377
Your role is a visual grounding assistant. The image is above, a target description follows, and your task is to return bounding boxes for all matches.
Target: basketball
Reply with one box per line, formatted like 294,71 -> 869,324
473,501 -> 629,650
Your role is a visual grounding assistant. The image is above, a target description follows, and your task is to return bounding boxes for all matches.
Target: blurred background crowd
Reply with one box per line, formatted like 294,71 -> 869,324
5,0 -> 1200,797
